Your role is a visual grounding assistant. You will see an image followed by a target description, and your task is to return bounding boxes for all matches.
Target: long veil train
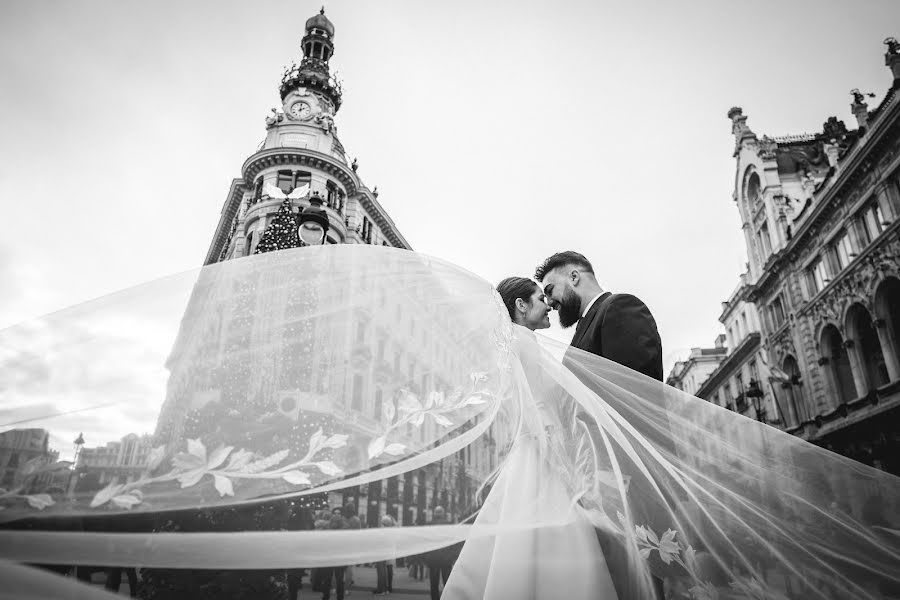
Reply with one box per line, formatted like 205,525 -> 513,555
0,245 -> 897,599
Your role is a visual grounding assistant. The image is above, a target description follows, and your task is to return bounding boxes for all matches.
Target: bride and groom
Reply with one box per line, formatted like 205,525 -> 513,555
503,249 -> 663,382
441,250 -> 666,600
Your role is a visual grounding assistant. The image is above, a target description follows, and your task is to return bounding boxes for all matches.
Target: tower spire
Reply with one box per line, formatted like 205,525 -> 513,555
280,8 -> 342,111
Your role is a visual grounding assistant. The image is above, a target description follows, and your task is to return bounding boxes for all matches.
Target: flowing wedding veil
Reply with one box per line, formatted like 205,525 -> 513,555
0,245 -> 897,599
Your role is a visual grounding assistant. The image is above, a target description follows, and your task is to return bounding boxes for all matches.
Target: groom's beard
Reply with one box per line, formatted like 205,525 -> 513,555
557,289 -> 582,329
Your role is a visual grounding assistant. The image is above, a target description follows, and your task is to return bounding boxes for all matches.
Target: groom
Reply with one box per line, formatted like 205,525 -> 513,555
536,250 -> 666,599
535,250 -> 662,380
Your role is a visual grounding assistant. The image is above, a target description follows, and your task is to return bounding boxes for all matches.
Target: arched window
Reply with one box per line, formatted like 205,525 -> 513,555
874,277 -> 900,382
820,325 -> 856,404
245,231 -> 254,256
846,303 -> 889,388
745,171 -> 761,205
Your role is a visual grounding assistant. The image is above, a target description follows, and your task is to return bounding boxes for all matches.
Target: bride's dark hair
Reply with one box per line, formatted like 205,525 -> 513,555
496,277 -> 539,322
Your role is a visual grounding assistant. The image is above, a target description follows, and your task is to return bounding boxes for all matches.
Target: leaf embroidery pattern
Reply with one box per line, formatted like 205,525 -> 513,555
88,428 -> 348,509
616,513 -> 781,600
367,373 -> 495,461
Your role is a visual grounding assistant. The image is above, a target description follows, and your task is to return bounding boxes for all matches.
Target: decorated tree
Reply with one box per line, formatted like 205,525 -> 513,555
254,198 -> 300,254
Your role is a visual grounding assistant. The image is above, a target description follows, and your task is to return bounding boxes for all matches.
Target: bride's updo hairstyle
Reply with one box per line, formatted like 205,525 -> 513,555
497,276 -> 539,322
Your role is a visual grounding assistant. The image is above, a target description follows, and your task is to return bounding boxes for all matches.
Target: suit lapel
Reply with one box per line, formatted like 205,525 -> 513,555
571,292 -> 611,350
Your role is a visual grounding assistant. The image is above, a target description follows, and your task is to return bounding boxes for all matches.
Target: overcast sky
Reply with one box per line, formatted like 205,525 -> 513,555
2,0 -> 899,387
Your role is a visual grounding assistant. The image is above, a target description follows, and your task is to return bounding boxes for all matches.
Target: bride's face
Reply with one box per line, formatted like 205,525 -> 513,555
522,288 -> 551,330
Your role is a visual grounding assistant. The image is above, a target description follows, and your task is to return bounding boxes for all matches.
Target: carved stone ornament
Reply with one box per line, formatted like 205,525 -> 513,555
315,113 -> 336,134
758,135 -> 777,160
807,238 -> 900,326
817,356 -> 830,366
842,338 -> 855,349
265,108 -> 285,129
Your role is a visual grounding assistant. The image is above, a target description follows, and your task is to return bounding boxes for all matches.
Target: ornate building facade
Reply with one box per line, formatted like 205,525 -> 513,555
680,38 -> 900,475
152,11 -> 500,526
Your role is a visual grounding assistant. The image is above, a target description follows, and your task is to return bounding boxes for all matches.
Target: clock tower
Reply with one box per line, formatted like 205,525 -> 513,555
203,8 -> 410,265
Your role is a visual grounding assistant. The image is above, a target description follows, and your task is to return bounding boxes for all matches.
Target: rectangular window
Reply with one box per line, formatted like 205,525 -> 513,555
277,170 -> 294,194
863,203 -> 885,241
352,375 -> 363,411
374,389 -> 383,421
356,321 -> 366,343
758,221 -> 773,259
808,258 -> 829,295
834,231 -> 853,270
770,296 -> 785,329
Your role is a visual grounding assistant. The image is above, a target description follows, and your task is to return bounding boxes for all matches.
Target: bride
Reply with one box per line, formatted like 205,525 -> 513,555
444,276 -> 620,599
0,246 -> 897,600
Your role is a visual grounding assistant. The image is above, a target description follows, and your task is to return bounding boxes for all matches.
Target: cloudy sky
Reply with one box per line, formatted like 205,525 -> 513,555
2,0 -> 899,449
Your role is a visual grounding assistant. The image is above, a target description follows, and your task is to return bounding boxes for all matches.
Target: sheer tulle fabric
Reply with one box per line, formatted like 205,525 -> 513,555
0,246 -> 897,599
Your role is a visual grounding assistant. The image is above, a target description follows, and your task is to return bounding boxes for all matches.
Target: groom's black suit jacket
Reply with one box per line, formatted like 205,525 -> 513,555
570,292 -> 663,381
568,292 -> 666,600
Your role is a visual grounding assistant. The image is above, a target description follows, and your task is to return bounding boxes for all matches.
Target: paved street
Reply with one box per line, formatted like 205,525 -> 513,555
91,564 -> 434,598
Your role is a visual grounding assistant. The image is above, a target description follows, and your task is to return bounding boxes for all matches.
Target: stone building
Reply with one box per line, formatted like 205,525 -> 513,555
152,10 -> 500,526
76,433 -> 153,488
0,428 -> 63,492
685,38 -> 900,474
666,335 -> 728,396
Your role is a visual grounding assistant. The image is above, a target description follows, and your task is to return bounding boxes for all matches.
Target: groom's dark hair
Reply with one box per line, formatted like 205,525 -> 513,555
534,251 -> 594,281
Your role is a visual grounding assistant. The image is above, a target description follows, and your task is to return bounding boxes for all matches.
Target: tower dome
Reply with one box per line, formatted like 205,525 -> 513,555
305,8 -> 334,37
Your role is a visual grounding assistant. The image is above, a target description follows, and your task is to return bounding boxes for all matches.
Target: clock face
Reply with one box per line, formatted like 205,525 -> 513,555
290,101 -> 312,120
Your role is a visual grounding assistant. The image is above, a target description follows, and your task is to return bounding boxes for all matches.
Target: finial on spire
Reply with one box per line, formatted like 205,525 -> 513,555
320,6 -> 325,15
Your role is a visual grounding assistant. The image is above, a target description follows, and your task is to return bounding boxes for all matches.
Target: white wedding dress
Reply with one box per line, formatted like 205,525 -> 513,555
0,245 -> 897,600
444,327 -> 619,599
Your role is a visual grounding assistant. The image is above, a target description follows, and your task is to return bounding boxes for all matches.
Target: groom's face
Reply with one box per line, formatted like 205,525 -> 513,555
541,268 -> 583,329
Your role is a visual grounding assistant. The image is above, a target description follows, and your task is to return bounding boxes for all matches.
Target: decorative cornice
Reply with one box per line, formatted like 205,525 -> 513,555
241,148 -> 357,195
767,103 -> 900,270
695,332 -> 762,398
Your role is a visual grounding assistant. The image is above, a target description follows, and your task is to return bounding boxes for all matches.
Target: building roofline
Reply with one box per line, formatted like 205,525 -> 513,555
695,332 -> 761,398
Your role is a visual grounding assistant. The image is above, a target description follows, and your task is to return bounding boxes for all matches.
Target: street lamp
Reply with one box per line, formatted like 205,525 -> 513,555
68,433 -> 85,499
746,379 -> 766,423
73,433 -> 85,465
298,193 -> 330,245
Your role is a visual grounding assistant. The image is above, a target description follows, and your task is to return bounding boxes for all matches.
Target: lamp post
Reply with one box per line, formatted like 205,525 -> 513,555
68,433 -> 85,499
298,193 -> 330,245
746,379 -> 766,424
73,433 -> 85,465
